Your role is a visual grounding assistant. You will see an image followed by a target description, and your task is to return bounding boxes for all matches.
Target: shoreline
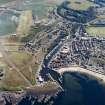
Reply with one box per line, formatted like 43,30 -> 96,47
56,66 -> 105,83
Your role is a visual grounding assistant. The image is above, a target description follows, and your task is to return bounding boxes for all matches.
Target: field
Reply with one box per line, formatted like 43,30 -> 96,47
0,36 -> 45,91
86,26 -> 105,37
11,52 -> 33,67
68,0 -> 97,10
0,67 -> 29,91
0,57 -> 29,91
16,10 -> 33,37
0,49 -> 44,91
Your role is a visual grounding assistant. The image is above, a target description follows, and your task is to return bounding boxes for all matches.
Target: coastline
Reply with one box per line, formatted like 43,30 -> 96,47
56,66 -> 105,83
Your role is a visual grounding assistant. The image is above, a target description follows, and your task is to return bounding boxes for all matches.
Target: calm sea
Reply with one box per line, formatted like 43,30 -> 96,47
15,72 -> 105,105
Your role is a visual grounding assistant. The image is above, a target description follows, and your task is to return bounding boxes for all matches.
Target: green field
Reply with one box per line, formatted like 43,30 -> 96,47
0,50 -> 42,91
16,10 -> 33,37
68,0 -> 97,10
0,36 -> 45,91
86,26 -> 105,37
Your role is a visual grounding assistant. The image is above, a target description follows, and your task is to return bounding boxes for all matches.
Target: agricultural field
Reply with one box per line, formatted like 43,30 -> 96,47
0,50 -> 43,91
0,57 -> 28,91
0,67 -> 29,91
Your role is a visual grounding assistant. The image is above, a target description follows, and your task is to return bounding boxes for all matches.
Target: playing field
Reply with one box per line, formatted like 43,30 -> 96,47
86,26 -> 105,37
68,0 -> 97,10
0,36 -> 45,91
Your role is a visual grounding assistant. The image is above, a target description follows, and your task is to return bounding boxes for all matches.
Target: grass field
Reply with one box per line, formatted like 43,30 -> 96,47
10,51 -> 38,86
68,0 -> 97,10
0,50 -> 43,91
0,68 -> 29,91
0,36 -> 46,91
16,10 -> 33,37
11,52 -> 33,67
86,26 -> 105,37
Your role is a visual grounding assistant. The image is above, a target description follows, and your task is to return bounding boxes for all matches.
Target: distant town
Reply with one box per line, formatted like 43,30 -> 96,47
0,0 -> 105,104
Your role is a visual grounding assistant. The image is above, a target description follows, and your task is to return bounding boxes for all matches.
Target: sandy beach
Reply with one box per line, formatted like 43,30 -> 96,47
56,66 -> 105,83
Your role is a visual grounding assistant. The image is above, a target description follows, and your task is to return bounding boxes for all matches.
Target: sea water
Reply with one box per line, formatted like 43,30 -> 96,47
17,72 -> 105,105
